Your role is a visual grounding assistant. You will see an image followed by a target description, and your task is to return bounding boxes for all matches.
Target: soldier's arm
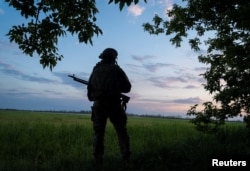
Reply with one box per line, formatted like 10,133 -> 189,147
87,73 -> 95,101
117,67 -> 131,93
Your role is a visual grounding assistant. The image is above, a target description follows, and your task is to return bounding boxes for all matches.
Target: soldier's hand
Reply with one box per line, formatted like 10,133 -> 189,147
121,101 -> 127,111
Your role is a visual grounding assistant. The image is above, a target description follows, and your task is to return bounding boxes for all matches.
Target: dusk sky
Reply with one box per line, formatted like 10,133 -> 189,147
0,0 -> 213,117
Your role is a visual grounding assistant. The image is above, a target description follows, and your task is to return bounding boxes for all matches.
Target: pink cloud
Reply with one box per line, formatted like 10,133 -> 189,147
127,4 -> 145,16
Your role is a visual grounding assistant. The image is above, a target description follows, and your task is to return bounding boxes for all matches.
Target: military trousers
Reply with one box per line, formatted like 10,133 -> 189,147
91,100 -> 131,161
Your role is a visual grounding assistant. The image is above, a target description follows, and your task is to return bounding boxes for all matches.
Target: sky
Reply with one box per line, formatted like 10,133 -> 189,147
0,0 -> 214,117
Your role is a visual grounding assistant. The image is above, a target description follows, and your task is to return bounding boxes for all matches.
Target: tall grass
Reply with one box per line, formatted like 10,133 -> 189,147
0,110 -> 249,171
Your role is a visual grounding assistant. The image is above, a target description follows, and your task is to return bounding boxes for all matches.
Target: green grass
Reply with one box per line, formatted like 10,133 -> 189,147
0,110 -> 249,171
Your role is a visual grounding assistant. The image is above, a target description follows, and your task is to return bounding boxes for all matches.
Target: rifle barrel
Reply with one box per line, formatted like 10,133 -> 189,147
68,74 -> 129,103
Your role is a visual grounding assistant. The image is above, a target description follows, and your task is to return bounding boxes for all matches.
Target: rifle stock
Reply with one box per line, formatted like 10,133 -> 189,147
68,74 -> 130,103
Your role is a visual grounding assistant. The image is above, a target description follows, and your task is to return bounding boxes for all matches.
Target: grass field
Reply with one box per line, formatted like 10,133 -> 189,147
0,110 -> 249,171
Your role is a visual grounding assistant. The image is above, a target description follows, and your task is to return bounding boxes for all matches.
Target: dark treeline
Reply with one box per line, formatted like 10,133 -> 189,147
0,108 -> 91,114
0,108 -> 184,119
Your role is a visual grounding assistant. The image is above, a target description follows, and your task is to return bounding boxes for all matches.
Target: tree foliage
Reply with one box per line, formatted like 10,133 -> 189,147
143,0 -> 250,132
5,0 -> 146,70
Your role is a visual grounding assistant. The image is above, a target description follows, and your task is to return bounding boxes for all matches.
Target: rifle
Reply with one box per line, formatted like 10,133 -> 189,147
68,74 -> 130,109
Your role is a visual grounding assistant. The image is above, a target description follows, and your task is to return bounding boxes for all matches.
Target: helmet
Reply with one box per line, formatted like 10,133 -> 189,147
99,48 -> 118,61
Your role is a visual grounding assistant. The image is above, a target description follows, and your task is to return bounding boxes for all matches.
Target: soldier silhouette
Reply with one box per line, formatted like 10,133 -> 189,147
87,48 -> 132,168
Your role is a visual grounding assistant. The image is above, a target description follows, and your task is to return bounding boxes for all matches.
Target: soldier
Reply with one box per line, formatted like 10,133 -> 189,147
87,48 -> 132,167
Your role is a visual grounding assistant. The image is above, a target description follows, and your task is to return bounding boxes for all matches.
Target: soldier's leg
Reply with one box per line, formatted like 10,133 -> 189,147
109,105 -> 131,162
91,105 -> 108,164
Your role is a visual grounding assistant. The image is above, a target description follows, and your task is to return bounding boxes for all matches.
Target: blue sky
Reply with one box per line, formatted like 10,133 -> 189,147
0,0 -> 213,117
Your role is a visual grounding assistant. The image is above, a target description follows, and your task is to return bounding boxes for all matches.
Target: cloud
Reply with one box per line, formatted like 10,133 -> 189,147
0,61 -> 57,83
180,72 -> 197,80
126,63 -> 141,71
44,90 -> 64,96
0,93 -> 91,111
164,76 -> 187,83
127,95 -> 204,116
151,0 -> 173,19
147,76 -> 188,88
184,85 -> 198,89
143,63 -> 174,72
4,90 -> 49,100
127,4 -> 145,17
150,0 -> 173,8
2,89 -> 40,96
147,77 -> 170,88
194,67 -> 207,72
172,97 -> 203,104
146,69 -> 206,89
135,96 -> 203,105
164,0 -> 173,12
132,55 -> 157,62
